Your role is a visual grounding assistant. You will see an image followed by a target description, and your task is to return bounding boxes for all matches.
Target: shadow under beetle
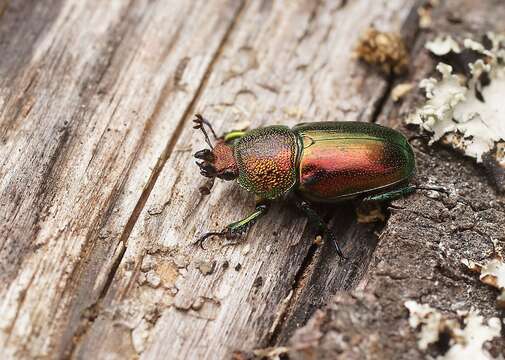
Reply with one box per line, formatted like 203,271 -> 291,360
193,114 -> 424,259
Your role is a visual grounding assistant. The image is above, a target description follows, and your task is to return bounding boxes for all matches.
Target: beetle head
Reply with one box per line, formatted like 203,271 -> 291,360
193,114 -> 239,194
194,141 -> 238,180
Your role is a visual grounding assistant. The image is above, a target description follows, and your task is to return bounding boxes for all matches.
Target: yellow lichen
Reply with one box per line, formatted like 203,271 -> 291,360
354,27 -> 409,75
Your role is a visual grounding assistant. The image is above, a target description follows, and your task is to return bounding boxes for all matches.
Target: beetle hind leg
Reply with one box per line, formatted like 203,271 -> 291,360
293,198 -> 347,259
362,185 -> 416,203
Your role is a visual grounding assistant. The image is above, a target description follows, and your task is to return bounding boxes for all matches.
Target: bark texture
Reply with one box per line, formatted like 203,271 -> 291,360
287,0 -> 505,359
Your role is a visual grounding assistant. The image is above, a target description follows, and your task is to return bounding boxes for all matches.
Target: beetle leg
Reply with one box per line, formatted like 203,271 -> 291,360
194,203 -> 270,249
226,203 -> 269,236
193,229 -> 228,249
223,130 -> 247,143
362,185 -> 416,203
294,199 -> 347,259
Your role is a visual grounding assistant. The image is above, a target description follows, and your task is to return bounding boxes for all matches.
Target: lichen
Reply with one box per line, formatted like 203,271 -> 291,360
442,311 -> 501,360
354,27 -> 409,75
404,301 -> 445,350
462,256 -> 505,309
407,33 -> 505,163
425,35 -> 461,55
391,83 -> 414,102
405,301 -> 502,359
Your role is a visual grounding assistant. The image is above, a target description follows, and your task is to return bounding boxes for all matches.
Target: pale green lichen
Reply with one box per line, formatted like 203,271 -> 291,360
404,301 -> 445,350
425,35 -> 461,55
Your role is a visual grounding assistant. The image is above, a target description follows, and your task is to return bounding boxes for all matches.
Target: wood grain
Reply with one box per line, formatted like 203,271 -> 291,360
72,1 -> 418,359
6,0 -> 497,359
0,0 -> 243,358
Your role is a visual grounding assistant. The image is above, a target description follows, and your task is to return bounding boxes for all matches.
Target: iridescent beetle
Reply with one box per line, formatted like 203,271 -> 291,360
193,114 -> 419,258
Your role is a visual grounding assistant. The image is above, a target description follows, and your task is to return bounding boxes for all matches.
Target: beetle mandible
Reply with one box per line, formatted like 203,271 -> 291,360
192,114 -> 419,258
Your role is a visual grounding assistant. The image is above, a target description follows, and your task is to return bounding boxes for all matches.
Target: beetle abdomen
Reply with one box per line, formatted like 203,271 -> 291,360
235,126 -> 298,200
293,122 -> 415,202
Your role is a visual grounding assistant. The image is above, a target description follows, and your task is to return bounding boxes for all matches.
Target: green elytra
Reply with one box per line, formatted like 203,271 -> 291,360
193,115 -> 418,258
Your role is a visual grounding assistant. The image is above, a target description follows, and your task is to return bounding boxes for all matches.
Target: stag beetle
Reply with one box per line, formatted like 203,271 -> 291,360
193,114 -> 436,258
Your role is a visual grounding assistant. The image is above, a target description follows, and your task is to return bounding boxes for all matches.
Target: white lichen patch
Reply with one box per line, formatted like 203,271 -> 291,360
407,33 -> 505,162
462,256 -> 505,308
405,301 -> 445,350
442,311 -> 501,360
426,35 -> 461,55
405,301 -> 502,359
480,258 -> 505,289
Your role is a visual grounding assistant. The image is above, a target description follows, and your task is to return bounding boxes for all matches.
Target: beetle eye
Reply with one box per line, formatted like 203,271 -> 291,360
220,170 -> 237,181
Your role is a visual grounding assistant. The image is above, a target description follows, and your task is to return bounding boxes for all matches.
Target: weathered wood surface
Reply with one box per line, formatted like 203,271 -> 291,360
0,0 -> 244,358
1,0 -> 503,359
73,1 -> 418,359
287,0 -> 505,359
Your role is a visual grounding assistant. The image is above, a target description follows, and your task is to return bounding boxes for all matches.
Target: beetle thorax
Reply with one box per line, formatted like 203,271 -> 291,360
235,126 -> 298,200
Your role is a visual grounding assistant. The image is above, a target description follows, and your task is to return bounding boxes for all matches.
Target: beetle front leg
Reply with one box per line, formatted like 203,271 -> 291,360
194,202 -> 270,249
223,130 -> 247,143
293,198 -> 346,259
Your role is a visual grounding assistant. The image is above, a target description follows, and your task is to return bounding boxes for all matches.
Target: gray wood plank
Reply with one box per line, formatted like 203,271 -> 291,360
72,1 -> 419,359
0,0 -> 243,358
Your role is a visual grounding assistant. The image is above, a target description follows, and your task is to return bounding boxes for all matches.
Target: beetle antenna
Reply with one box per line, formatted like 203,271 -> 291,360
197,114 -> 218,139
193,114 -> 218,149
193,115 -> 214,149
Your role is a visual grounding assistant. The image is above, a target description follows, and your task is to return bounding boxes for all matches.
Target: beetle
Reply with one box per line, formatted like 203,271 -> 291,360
192,114 -> 421,258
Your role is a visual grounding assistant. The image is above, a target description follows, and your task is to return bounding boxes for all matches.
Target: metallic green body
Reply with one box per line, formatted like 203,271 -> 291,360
233,121 -> 415,202
293,122 -> 416,203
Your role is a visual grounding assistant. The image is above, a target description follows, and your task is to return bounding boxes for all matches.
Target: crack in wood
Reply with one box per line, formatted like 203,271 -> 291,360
265,240 -> 319,347
66,1 -> 248,356
92,0 -> 137,92
261,3 -> 425,344
371,0 -> 422,124
370,74 -> 395,124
